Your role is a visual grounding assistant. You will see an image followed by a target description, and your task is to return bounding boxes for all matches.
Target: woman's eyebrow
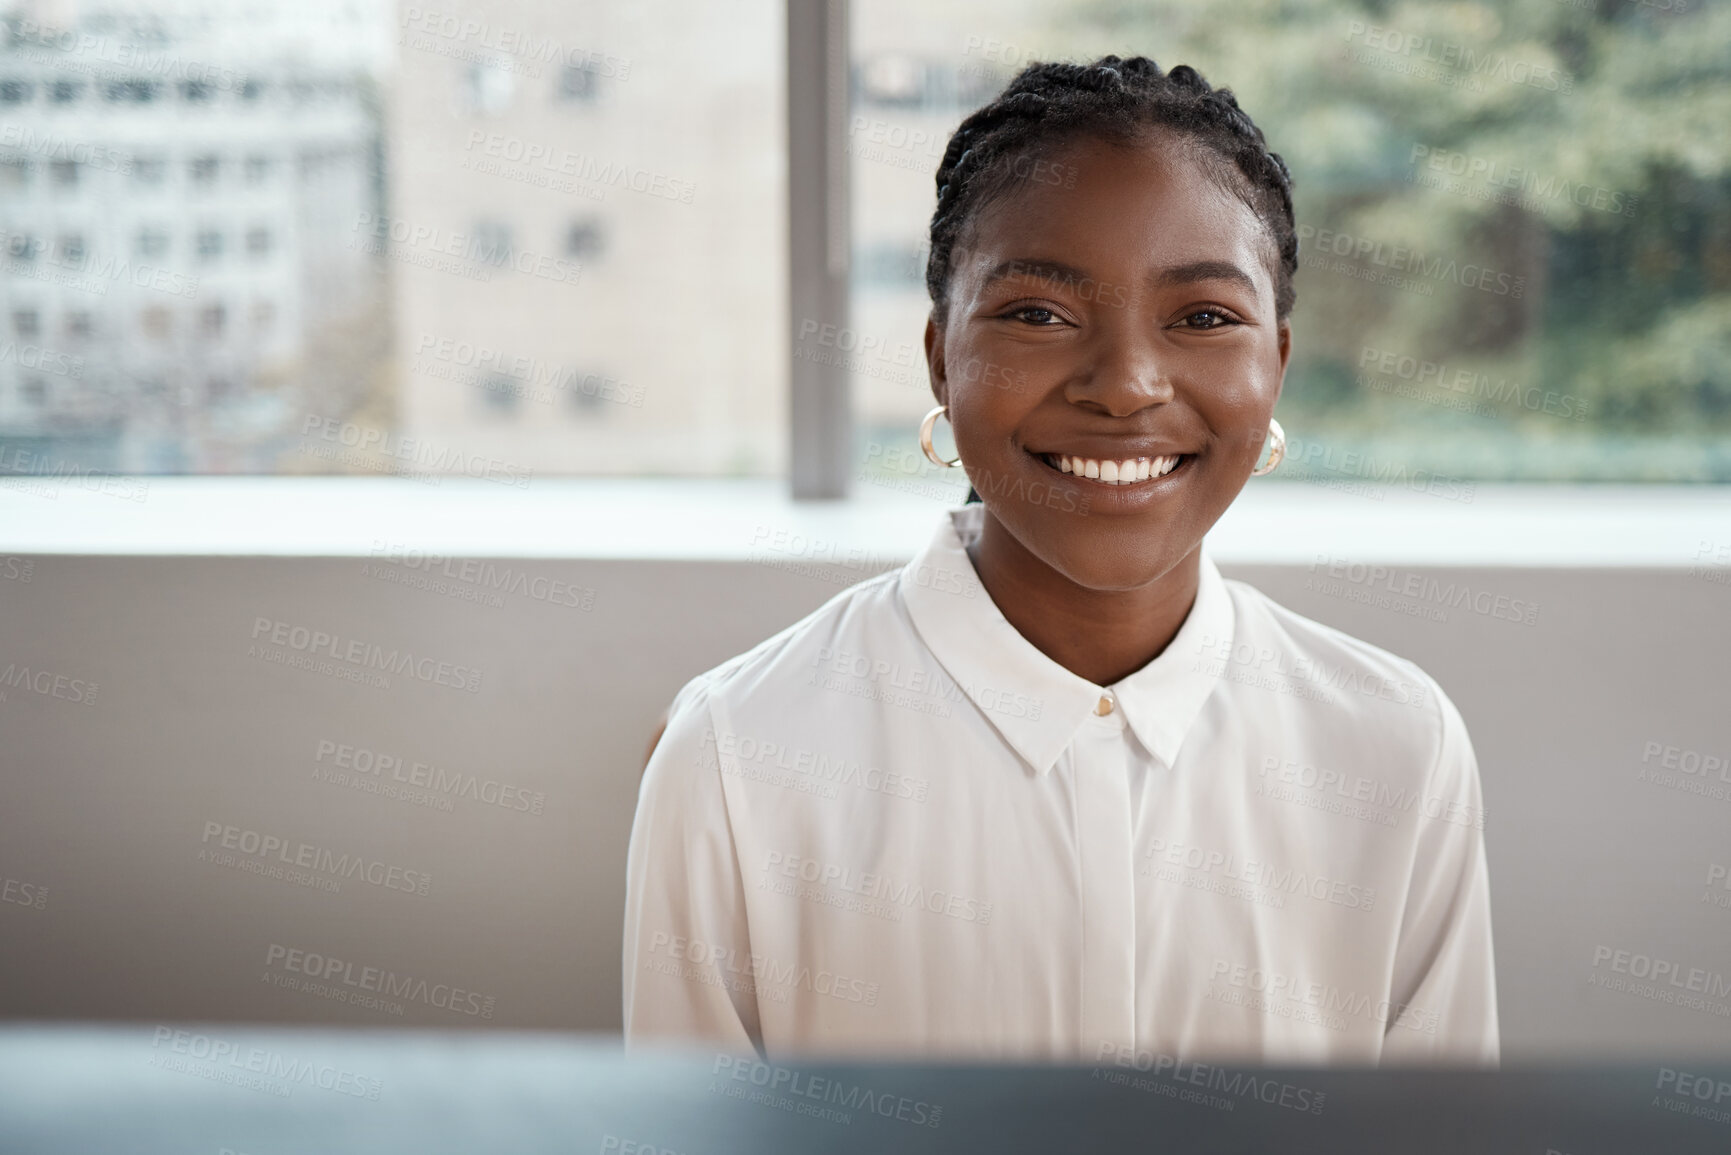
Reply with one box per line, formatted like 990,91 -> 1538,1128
1152,259 -> 1259,294
977,257 -> 1091,293
976,256 -> 1260,296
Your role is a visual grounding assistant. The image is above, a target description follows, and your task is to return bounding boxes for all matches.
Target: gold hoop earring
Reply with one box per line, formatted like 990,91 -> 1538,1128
1250,417 -> 1285,477
919,405 -> 962,468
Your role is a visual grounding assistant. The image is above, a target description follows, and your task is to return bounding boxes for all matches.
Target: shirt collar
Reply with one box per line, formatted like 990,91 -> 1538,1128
897,504 -> 1237,778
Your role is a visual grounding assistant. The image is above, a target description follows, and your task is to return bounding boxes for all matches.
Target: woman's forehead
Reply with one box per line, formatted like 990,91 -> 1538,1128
957,139 -> 1278,298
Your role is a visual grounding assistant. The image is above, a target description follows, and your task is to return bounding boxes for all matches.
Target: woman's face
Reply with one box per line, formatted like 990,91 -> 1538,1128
926,130 -> 1291,592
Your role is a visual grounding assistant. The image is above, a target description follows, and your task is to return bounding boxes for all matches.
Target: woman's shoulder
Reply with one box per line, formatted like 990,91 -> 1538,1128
1220,575 -> 1436,682
1214,574 -> 1471,763
667,567 -> 912,716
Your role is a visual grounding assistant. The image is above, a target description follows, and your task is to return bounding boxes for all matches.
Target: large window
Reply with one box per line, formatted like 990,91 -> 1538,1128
0,1 -> 1725,483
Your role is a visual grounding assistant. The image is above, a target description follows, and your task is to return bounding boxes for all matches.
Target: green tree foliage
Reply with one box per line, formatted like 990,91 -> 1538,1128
1041,0 -> 1731,479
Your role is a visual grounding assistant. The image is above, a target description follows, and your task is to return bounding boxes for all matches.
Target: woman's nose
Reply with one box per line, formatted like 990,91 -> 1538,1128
1062,327 -> 1177,416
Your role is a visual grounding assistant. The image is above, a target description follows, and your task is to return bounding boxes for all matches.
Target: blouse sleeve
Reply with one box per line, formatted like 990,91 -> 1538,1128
621,677 -> 763,1056
1380,680 -> 1501,1066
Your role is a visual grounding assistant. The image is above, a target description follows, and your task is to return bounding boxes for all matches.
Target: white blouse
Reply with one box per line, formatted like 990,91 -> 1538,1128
623,503 -> 1498,1066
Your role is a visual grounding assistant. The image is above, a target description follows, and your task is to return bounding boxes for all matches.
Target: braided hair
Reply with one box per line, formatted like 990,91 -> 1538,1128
927,55 -> 1297,329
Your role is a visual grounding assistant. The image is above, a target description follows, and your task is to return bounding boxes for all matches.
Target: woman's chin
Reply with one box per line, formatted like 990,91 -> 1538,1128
1001,518 -> 1195,593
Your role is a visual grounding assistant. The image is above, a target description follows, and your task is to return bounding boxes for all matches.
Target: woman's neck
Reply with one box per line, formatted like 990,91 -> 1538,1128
963,508 -> 1202,687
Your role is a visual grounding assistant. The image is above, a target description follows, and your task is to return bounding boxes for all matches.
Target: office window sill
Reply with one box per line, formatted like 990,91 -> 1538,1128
1,476 -> 1727,567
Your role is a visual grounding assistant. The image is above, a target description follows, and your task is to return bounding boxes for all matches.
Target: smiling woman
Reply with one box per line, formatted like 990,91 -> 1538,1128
623,56 -> 1497,1066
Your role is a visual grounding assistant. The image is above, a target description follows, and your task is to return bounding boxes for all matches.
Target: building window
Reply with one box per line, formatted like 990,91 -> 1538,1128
566,369 -> 611,414
464,59 -> 515,113
102,79 -> 158,103
66,312 -> 94,340
246,227 -> 272,257
132,156 -> 166,185
244,155 -> 272,184
142,307 -> 172,339
189,154 -> 220,186
56,234 -> 85,266
557,64 -> 600,103
48,80 -> 82,104
0,79 -> 33,104
12,310 -> 39,337
7,233 -> 41,262
200,305 -> 225,338
240,79 -> 264,101
136,227 -> 170,258
480,373 -> 520,413
180,79 -> 213,102
564,218 -> 606,260
196,229 -> 224,261
472,220 -> 512,266
49,159 -> 78,187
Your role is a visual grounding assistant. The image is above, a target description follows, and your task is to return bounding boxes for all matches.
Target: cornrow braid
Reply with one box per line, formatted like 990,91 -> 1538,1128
926,54 -> 1297,328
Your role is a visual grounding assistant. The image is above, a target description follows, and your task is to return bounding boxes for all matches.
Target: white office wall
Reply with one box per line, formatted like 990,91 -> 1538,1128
0,550 -> 1727,1059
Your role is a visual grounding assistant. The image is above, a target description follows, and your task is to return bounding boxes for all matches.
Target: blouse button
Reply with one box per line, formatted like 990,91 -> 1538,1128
1094,691 -> 1115,716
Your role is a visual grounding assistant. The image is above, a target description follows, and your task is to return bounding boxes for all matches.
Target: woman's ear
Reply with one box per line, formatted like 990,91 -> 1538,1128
924,314 -> 949,408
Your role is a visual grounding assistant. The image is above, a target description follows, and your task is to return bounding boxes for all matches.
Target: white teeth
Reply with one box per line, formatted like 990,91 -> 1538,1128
1046,452 -> 1186,484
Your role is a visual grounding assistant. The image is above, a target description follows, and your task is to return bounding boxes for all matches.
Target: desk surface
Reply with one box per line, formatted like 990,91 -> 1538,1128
1,1025 -> 1728,1154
